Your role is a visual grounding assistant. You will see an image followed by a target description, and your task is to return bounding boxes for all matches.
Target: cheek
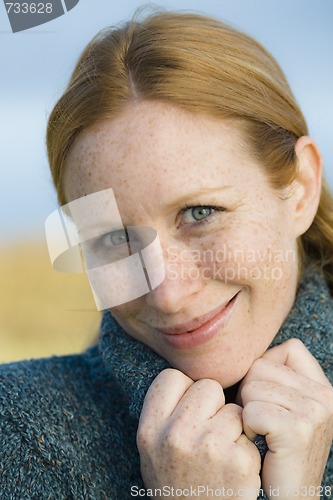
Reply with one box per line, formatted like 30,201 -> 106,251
108,300 -> 146,341
187,217 -> 297,284
110,297 -> 143,320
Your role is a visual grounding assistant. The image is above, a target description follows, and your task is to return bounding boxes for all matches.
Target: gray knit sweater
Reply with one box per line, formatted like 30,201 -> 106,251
0,267 -> 332,499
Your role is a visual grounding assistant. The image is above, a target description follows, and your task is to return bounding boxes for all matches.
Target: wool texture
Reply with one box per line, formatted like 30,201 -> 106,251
0,266 -> 332,499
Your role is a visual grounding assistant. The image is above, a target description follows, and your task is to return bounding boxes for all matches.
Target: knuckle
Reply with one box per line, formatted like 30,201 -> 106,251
242,400 -> 258,419
138,419 -> 190,457
308,399 -> 330,425
304,385 -> 333,421
160,426 -> 188,456
229,445 -> 256,476
324,386 -> 333,413
194,378 -> 224,396
157,367 -> 188,384
240,380 -> 258,403
136,424 -> 153,451
292,416 -> 315,443
137,416 -> 164,451
248,357 -> 267,375
286,338 -> 305,349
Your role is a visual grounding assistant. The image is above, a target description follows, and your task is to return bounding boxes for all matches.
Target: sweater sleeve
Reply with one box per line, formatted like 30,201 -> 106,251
0,356 -> 102,499
0,355 -> 112,500
0,409 -> 81,499
0,349 -> 146,499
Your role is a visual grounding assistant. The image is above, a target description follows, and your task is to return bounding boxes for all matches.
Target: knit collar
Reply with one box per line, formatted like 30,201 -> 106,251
99,266 -> 333,421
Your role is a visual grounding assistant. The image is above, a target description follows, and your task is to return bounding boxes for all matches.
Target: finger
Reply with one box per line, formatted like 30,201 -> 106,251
140,368 -> 194,422
235,433 -> 262,473
242,358 -> 332,405
262,339 -> 330,387
241,380 -> 329,421
171,378 -> 225,423
208,403 -> 243,440
242,400 -> 304,452
242,401 -> 289,446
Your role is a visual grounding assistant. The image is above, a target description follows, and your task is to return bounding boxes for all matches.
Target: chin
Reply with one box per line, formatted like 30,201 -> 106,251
165,356 -> 249,389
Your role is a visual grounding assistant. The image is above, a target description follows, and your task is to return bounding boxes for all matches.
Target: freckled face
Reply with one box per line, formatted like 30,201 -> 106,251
64,102 -> 299,388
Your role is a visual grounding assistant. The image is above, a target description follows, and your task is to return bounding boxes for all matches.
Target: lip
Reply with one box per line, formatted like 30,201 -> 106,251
156,291 -> 240,349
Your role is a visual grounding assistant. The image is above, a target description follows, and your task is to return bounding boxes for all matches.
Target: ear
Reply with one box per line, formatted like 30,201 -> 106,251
290,136 -> 322,237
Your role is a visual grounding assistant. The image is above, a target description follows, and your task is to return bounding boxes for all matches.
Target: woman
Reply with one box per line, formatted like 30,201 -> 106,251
1,10 -> 333,499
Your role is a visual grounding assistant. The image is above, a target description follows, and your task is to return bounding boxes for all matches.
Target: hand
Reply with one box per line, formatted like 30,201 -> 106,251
137,368 -> 261,499
238,339 -> 333,499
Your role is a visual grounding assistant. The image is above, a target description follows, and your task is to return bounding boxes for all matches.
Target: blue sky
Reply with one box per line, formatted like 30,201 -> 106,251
0,0 -> 332,242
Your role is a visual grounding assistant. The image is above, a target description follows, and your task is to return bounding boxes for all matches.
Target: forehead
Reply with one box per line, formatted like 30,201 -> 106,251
63,102 -> 258,208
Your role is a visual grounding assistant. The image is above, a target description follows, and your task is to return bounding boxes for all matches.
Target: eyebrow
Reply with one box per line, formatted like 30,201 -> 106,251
166,185 -> 233,211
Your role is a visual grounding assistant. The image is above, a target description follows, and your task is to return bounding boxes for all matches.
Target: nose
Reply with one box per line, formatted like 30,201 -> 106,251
146,243 -> 204,315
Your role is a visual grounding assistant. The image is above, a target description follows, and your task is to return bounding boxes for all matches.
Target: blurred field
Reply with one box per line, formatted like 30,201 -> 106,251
0,240 -> 100,363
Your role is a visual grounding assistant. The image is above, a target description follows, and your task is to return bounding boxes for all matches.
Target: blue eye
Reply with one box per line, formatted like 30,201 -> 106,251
191,206 -> 213,221
182,206 -> 216,224
101,229 -> 128,248
98,228 -> 142,252
82,228 -> 143,269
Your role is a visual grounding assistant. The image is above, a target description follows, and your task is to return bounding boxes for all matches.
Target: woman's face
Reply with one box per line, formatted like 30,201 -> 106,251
65,101 -> 300,388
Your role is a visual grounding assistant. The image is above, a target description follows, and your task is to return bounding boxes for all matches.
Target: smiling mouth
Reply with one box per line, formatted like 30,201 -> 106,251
154,291 -> 240,349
